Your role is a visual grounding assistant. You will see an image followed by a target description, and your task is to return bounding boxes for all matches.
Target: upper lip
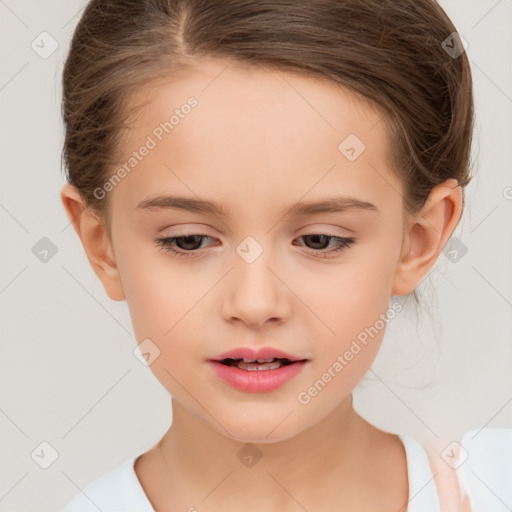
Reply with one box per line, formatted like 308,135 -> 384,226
209,347 -> 307,362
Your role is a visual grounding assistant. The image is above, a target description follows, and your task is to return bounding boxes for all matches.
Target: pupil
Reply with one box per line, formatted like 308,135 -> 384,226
177,235 -> 202,250
305,234 -> 328,249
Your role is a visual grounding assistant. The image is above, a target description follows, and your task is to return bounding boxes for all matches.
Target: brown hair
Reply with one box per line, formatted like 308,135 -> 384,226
61,0 -> 475,303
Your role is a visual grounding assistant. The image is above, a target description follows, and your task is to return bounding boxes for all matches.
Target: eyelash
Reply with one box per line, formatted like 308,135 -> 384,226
155,233 -> 355,259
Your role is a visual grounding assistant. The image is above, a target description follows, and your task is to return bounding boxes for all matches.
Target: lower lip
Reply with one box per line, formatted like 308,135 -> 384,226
207,360 -> 308,393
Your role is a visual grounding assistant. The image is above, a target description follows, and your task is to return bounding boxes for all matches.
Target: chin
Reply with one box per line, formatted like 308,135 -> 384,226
212,408 -> 307,445
225,427 -> 296,445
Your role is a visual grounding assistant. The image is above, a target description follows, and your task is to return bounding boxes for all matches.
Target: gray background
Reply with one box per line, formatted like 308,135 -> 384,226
1,0 -> 511,510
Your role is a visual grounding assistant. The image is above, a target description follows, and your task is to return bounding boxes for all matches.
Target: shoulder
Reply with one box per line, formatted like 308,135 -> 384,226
456,427 -> 512,511
415,427 -> 512,512
397,433 -> 444,511
60,455 -> 154,512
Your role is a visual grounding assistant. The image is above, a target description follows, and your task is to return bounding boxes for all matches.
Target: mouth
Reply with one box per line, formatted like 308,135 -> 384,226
217,357 -> 300,371
207,347 -> 309,392
209,346 -> 307,366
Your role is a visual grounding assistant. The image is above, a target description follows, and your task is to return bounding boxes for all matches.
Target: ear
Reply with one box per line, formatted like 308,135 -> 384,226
392,178 -> 463,296
60,183 -> 126,301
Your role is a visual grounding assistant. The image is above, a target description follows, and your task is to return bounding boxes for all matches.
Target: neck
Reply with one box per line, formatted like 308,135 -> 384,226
153,394 -> 381,510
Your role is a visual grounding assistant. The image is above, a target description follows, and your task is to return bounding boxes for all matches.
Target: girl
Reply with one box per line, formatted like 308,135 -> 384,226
59,0 -> 477,510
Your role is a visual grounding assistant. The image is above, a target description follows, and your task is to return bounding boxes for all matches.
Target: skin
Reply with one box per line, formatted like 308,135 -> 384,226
61,58 -> 464,511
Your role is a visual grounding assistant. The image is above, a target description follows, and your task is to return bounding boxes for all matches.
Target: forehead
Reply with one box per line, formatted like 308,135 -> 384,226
128,58 -> 384,137
111,58 -> 401,215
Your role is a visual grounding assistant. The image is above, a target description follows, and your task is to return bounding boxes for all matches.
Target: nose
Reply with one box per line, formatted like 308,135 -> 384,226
220,248 -> 291,329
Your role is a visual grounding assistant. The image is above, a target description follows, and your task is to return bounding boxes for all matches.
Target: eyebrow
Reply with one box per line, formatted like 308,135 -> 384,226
136,194 -> 378,217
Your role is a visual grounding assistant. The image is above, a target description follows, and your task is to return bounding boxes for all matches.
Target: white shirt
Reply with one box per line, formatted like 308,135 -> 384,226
60,429 -> 512,512
456,427 -> 512,512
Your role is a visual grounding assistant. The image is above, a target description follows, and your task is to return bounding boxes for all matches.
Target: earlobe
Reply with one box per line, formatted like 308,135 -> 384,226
60,183 -> 126,302
392,179 -> 463,296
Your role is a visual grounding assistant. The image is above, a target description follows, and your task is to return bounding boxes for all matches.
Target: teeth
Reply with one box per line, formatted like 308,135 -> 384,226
242,357 -> 275,363
236,360 -> 283,371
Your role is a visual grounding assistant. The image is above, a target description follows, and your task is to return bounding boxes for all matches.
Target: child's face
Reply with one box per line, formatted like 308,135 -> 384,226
108,58 -> 408,442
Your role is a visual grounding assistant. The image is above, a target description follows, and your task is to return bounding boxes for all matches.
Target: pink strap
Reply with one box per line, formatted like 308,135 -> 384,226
426,444 -> 473,511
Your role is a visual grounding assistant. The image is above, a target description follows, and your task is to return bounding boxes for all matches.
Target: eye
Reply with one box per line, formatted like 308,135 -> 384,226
156,234 -> 216,259
156,233 -> 355,259
293,234 -> 355,257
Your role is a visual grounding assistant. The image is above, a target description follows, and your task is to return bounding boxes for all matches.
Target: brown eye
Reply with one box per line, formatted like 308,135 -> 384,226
156,234 -> 216,258
293,234 -> 355,257
172,235 -> 205,251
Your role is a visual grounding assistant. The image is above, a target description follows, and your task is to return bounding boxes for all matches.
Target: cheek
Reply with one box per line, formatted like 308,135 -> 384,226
298,248 -> 400,393
116,245 -> 190,342
302,252 -> 398,340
